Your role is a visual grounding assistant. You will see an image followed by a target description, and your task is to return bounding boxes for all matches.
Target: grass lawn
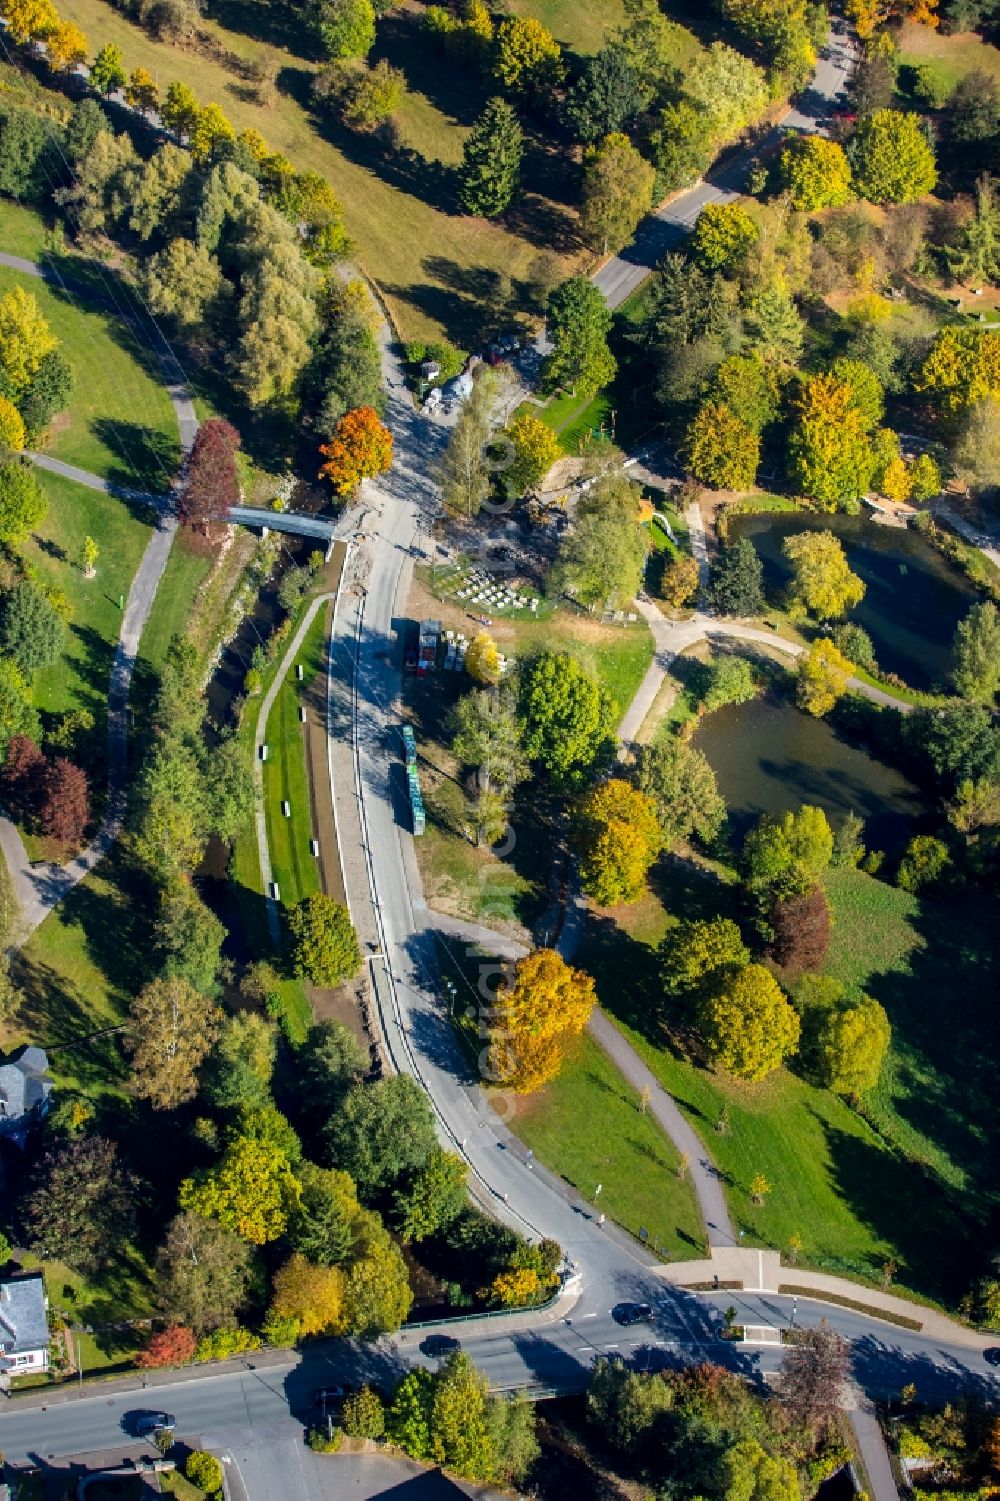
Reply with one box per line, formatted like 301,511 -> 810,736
0,264 -> 177,487
54,0 -> 588,345
74,1328 -> 143,1375
573,858 -> 999,1308
513,1031 -> 707,1259
22,472 -> 151,759
897,20 -> 1000,91
135,532 -> 215,680
0,199 -> 56,260
262,605 -> 326,908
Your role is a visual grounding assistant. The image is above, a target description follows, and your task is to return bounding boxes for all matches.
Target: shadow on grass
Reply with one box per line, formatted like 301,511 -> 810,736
91,420 -> 178,495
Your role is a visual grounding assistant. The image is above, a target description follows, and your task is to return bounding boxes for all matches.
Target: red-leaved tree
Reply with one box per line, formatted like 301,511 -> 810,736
39,757 -> 90,846
1,735 -> 45,821
178,419 -> 241,533
136,1325 -> 197,1369
318,406 -> 393,498
769,886 -> 831,973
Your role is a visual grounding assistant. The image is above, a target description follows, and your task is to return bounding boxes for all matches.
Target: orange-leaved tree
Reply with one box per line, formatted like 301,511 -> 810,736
319,405 -> 393,497
487,947 -> 595,1093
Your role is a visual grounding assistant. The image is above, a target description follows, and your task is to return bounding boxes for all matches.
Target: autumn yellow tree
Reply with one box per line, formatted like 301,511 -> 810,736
0,286 -> 58,398
126,977 -> 223,1110
797,638 -> 853,716
488,948 -> 595,1093
700,963 -> 800,1081
0,395 -> 26,453
465,632 -> 500,685
2,0 -> 58,44
179,1137 -> 302,1245
189,102 -> 236,165
45,18 -> 88,71
319,405 -> 393,496
660,554 -> 700,609
574,778 -> 662,905
782,530 -> 866,621
125,66 -> 159,113
269,1253 -> 347,1337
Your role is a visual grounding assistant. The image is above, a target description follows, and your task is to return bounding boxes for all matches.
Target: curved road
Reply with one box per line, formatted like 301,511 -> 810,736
0,250 -> 194,943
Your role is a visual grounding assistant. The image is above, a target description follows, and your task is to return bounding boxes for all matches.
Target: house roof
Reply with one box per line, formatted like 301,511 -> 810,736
0,1273 -> 48,1363
0,1047 -> 53,1121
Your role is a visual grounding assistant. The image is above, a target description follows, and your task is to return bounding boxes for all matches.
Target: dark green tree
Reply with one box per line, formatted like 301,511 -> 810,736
154,879 -> 225,995
542,277 -> 616,397
19,349 -> 74,439
519,651 -> 617,790
458,98 -> 523,219
0,581 -> 65,676
0,104 -> 48,199
326,1076 -> 437,1195
563,48 -> 644,143
708,538 -> 765,617
21,1136 -> 138,1275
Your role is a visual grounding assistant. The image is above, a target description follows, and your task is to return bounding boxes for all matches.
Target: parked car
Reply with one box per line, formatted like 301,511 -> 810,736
984,1348 -> 1000,1367
133,1411 -> 176,1436
313,1383 -> 353,1410
613,1303 -> 654,1326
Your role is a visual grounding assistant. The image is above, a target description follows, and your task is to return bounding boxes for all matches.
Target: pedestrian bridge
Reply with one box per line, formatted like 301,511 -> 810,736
229,506 -> 336,544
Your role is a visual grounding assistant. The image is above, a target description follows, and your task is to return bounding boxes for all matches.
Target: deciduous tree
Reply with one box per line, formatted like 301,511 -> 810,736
493,16 -> 563,99
89,43 -> 127,96
564,47 -> 643,143
0,658 -> 39,760
769,886 -> 830,972
179,1136 -> 302,1245
186,1453 -> 224,1495
580,133 -> 655,255
270,1252 -> 347,1337
519,651 -> 616,789
815,995 -> 891,1096
126,976 -> 222,1110
896,833 -> 950,891
153,880 -> 226,996
554,468 -> 650,609
319,405 -> 393,496
22,1135 -> 138,1273
0,395 -> 25,454
780,136 -> 852,210
691,201 -> 759,272
137,1325 -> 197,1368
0,580 -> 65,676
394,1150 -> 468,1242
161,80 -> 200,138
700,963 -> 800,1080
797,637 -> 853,717
488,948 -> 595,1093
952,600 -> 1000,704
343,1210 -> 414,1334
742,804 -> 833,900
660,917 -> 750,1006
574,778 -> 662,905
327,1076 -> 437,1194
782,530 -> 866,620
506,412 -> 561,493
633,738 -> 726,849
341,59 -> 406,130
155,1212 -> 252,1334
850,109 -> 937,204
38,757 -> 89,845
458,97 -> 522,218
542,277 -> 616,398
125,65 -> 159,113
1,0 -> 57,45
288,893 -> 361,986
684,402 -> 760,490
465,632 -> 501,686
787,374 -> 879,507
780,1325 -> 849,1432
308,0 -> 376,59
660,553 -> 700,609
179,419 -> 240,533
46,19 -> 88,71
0,285 -> 57,399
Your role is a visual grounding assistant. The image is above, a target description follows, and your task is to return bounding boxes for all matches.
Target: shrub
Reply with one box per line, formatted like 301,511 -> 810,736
342,1384 -> 386,1439
186,1451 -> 224,1494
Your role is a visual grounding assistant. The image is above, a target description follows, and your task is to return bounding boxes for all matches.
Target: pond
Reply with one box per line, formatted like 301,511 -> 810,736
693,691 -> 927,855
727,512 -> 977,691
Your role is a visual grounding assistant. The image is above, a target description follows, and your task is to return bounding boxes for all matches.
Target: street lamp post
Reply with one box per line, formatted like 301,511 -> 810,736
790,1297 -> 798,1330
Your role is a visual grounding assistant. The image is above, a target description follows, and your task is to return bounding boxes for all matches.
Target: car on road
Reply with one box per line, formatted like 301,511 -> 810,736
613,1303 -> 654,1326
313,1384 -> 353,1410
420,1333 -> 460,1358
130,1411 -> 176,1437
984,1348 -> 1000,1367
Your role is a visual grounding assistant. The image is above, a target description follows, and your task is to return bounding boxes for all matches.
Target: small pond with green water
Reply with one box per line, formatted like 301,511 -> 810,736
693,691 -> 927,854
727,512 -> 977,691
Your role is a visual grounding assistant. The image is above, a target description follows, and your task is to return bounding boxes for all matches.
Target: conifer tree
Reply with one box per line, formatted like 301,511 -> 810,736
458,98 -> 523,218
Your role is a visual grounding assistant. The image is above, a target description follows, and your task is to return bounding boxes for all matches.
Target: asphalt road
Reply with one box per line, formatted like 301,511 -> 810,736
593,22 -> 858,309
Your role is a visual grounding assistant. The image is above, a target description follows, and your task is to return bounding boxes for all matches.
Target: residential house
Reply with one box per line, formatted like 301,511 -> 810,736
0,1046 -> 53,1143
0,1272 -> 49,1377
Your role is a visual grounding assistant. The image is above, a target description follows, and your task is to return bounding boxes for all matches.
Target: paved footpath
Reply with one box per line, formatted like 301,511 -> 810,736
0,251 -> 196,945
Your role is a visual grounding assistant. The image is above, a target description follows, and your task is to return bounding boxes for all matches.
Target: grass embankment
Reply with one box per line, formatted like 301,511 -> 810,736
513,1031 -> 708,1258
262,605 -> 326,908
22,471 -> 151,742
0,263 -> 177,486
574,861 -> 999,1307
52,0 -> 600,345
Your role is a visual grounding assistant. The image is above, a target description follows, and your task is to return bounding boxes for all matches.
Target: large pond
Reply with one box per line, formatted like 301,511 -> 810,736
727,512 -> 977,691
693,692 -> 927,854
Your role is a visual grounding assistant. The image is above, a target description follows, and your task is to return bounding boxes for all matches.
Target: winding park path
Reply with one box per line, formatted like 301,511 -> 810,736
0,250 -> 196,945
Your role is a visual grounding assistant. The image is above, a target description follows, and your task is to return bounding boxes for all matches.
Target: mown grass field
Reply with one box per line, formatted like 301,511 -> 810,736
262,605 -> 326,908
22,471 -> 150,746
54,0 -> 590,344
134,532 -> 214,681
0,259 -> 177,486
897,20 -> 1000,91
572,860 -> 999,1308
513,1031 -> 707,1258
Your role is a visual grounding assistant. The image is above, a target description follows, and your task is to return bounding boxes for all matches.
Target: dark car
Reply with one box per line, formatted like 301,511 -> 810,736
984,1348 -> 1000,1367
613,1303 -> 654,1326
313,1384 -> 352,1411
132,1411 -> 176,1436
420,1333 -> 460,1358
